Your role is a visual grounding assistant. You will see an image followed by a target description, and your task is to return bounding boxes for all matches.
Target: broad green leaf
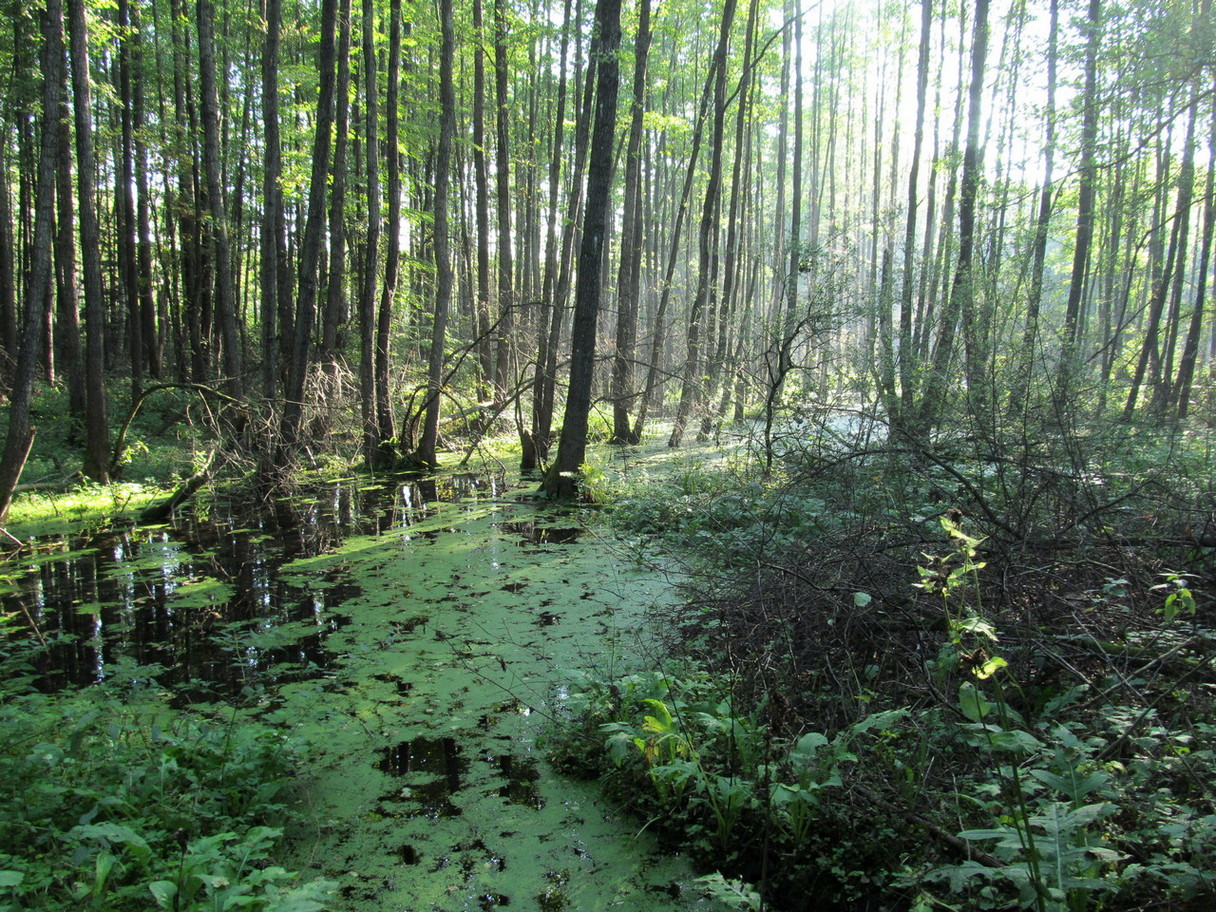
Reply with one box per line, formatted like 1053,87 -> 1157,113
149,880 -> 178,907
958,682 -> 991,722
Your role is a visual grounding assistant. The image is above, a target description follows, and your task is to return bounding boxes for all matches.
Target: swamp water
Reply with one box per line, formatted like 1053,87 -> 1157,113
3,461 -> 725,912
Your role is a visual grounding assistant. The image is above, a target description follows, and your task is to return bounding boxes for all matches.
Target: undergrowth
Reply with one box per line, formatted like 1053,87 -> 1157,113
548,410 -> 1216,911
0,633 -> 333,911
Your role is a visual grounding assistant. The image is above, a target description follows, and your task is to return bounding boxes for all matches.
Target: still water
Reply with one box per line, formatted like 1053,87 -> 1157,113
2,468 -> 723,912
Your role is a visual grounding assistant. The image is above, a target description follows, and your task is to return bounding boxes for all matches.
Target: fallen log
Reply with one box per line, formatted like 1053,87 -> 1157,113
139,449 -> 217,524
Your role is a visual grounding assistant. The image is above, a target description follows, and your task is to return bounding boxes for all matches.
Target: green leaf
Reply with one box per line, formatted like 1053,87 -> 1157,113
853,592 -> 872,607
149,880 -> 178,908
793,732 -> 828,756
69,822 -> 150,852
958,682 -> 991,722
0,871 -> 24,888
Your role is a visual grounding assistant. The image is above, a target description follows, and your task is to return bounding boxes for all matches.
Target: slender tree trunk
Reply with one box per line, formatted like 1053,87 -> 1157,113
415,0 -> 455,468
67,0 -> 111,481
131,4 -> 160,381
632,43 -> 717,441
492,0 -> 514,397
197,0 -> 243,400
1059,0 -> 1101,378
669,0 -> 737,448
378,0 -> 404,451
528,0 -> 574,466
537,5 -> 594,454
280,0 -> 339,454
918,0 -> 988,432
1154,97 -> 1199,413
0,140 -> 15,375
321,0 -> 352,374
702,0 -> 759,438
609,0 -> 651,444
117,0 -> 142,396
541,0 -> 621,499
260,0 -> 286,399
888,0 -> 933,427
472,0 -> 493,396
359,0 -> 386,466
1012,0 -> 1057,408
1174,73 -> 1216,419
0,0 -> 63,522
54,82 -> 85,425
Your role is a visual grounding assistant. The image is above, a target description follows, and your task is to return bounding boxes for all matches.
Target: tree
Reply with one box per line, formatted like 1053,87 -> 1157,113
280,0 -> 340,457
609,0 -> 652,445
0,0 -> 63,522
196,0 -> 243,402
669,0 -> 738,448
540,0 -> 621,500
67,0 -> 110,482
415,0 -> 456,469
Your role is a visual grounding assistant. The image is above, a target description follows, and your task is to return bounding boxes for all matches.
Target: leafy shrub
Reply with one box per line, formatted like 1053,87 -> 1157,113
0,643 -> 332,911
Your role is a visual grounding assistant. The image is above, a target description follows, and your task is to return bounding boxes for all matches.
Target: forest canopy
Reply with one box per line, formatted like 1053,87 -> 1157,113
0,0 -> 1211,499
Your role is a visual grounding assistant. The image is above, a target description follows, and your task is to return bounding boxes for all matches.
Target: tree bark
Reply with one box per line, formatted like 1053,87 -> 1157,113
609,0 -> 651,444
415,0 -> 455,468
260,0 -> 287,399
540,0 -> 621,500
1059,0 -> 1101,376
197,0 -> 243,400
669,0 -> 737,448
67,0 -> 111,482
492,0 -> 514,397
280,0 -> 339,454
918,0 -> 989,432
0,0 -> 63,523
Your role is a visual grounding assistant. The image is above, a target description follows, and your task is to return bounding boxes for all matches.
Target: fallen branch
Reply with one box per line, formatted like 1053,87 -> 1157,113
138,449 -> 218,524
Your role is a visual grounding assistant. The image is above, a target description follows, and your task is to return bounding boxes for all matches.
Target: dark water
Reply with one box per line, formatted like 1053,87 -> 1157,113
2,462 -> 715,912
2,471 -> 507,696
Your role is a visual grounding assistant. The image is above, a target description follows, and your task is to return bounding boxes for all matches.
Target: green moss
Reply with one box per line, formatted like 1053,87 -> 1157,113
3,484 -> 169,540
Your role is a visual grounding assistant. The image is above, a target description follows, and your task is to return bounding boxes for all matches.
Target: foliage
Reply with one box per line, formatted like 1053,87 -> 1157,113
0,641 -> 333,911
546,664 -> 917,910
574,409 -> 1216,911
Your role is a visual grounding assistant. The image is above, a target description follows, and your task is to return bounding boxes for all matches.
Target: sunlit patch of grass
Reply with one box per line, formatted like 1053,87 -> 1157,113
2,482 -> 170,540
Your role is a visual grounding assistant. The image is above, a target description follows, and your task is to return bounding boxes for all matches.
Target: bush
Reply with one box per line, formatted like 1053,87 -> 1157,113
0,641 -> 333,911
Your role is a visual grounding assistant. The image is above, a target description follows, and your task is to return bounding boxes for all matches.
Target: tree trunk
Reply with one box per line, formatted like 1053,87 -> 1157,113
280,0 -> 339,454
67,0 -> 111,482
378,0 -> 404,452
888,0 -> 933,427
528,0 -> 574,467
131,4 -> 160,381
669,0 -> 737,448
197,0 -> 243,400
492,0 -> 514,397
1012,0 -> 1057,408
260,0 -> 287,399
918,0 -> 989,432
472,0 -> 494,397
1174,73 -> 1216,419
415,0 -> 455,468
536,3 -> 593,457
1059,0 -> 1101,376
321,0 -> 352,375
0,0 -> 63,523
360,0 -> 385,466
54,68 -> 85,425
609,0 -> 651,445
540,0 -> 621,500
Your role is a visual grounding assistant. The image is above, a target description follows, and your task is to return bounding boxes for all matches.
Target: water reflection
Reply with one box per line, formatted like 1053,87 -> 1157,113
1,470 -> 508,697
